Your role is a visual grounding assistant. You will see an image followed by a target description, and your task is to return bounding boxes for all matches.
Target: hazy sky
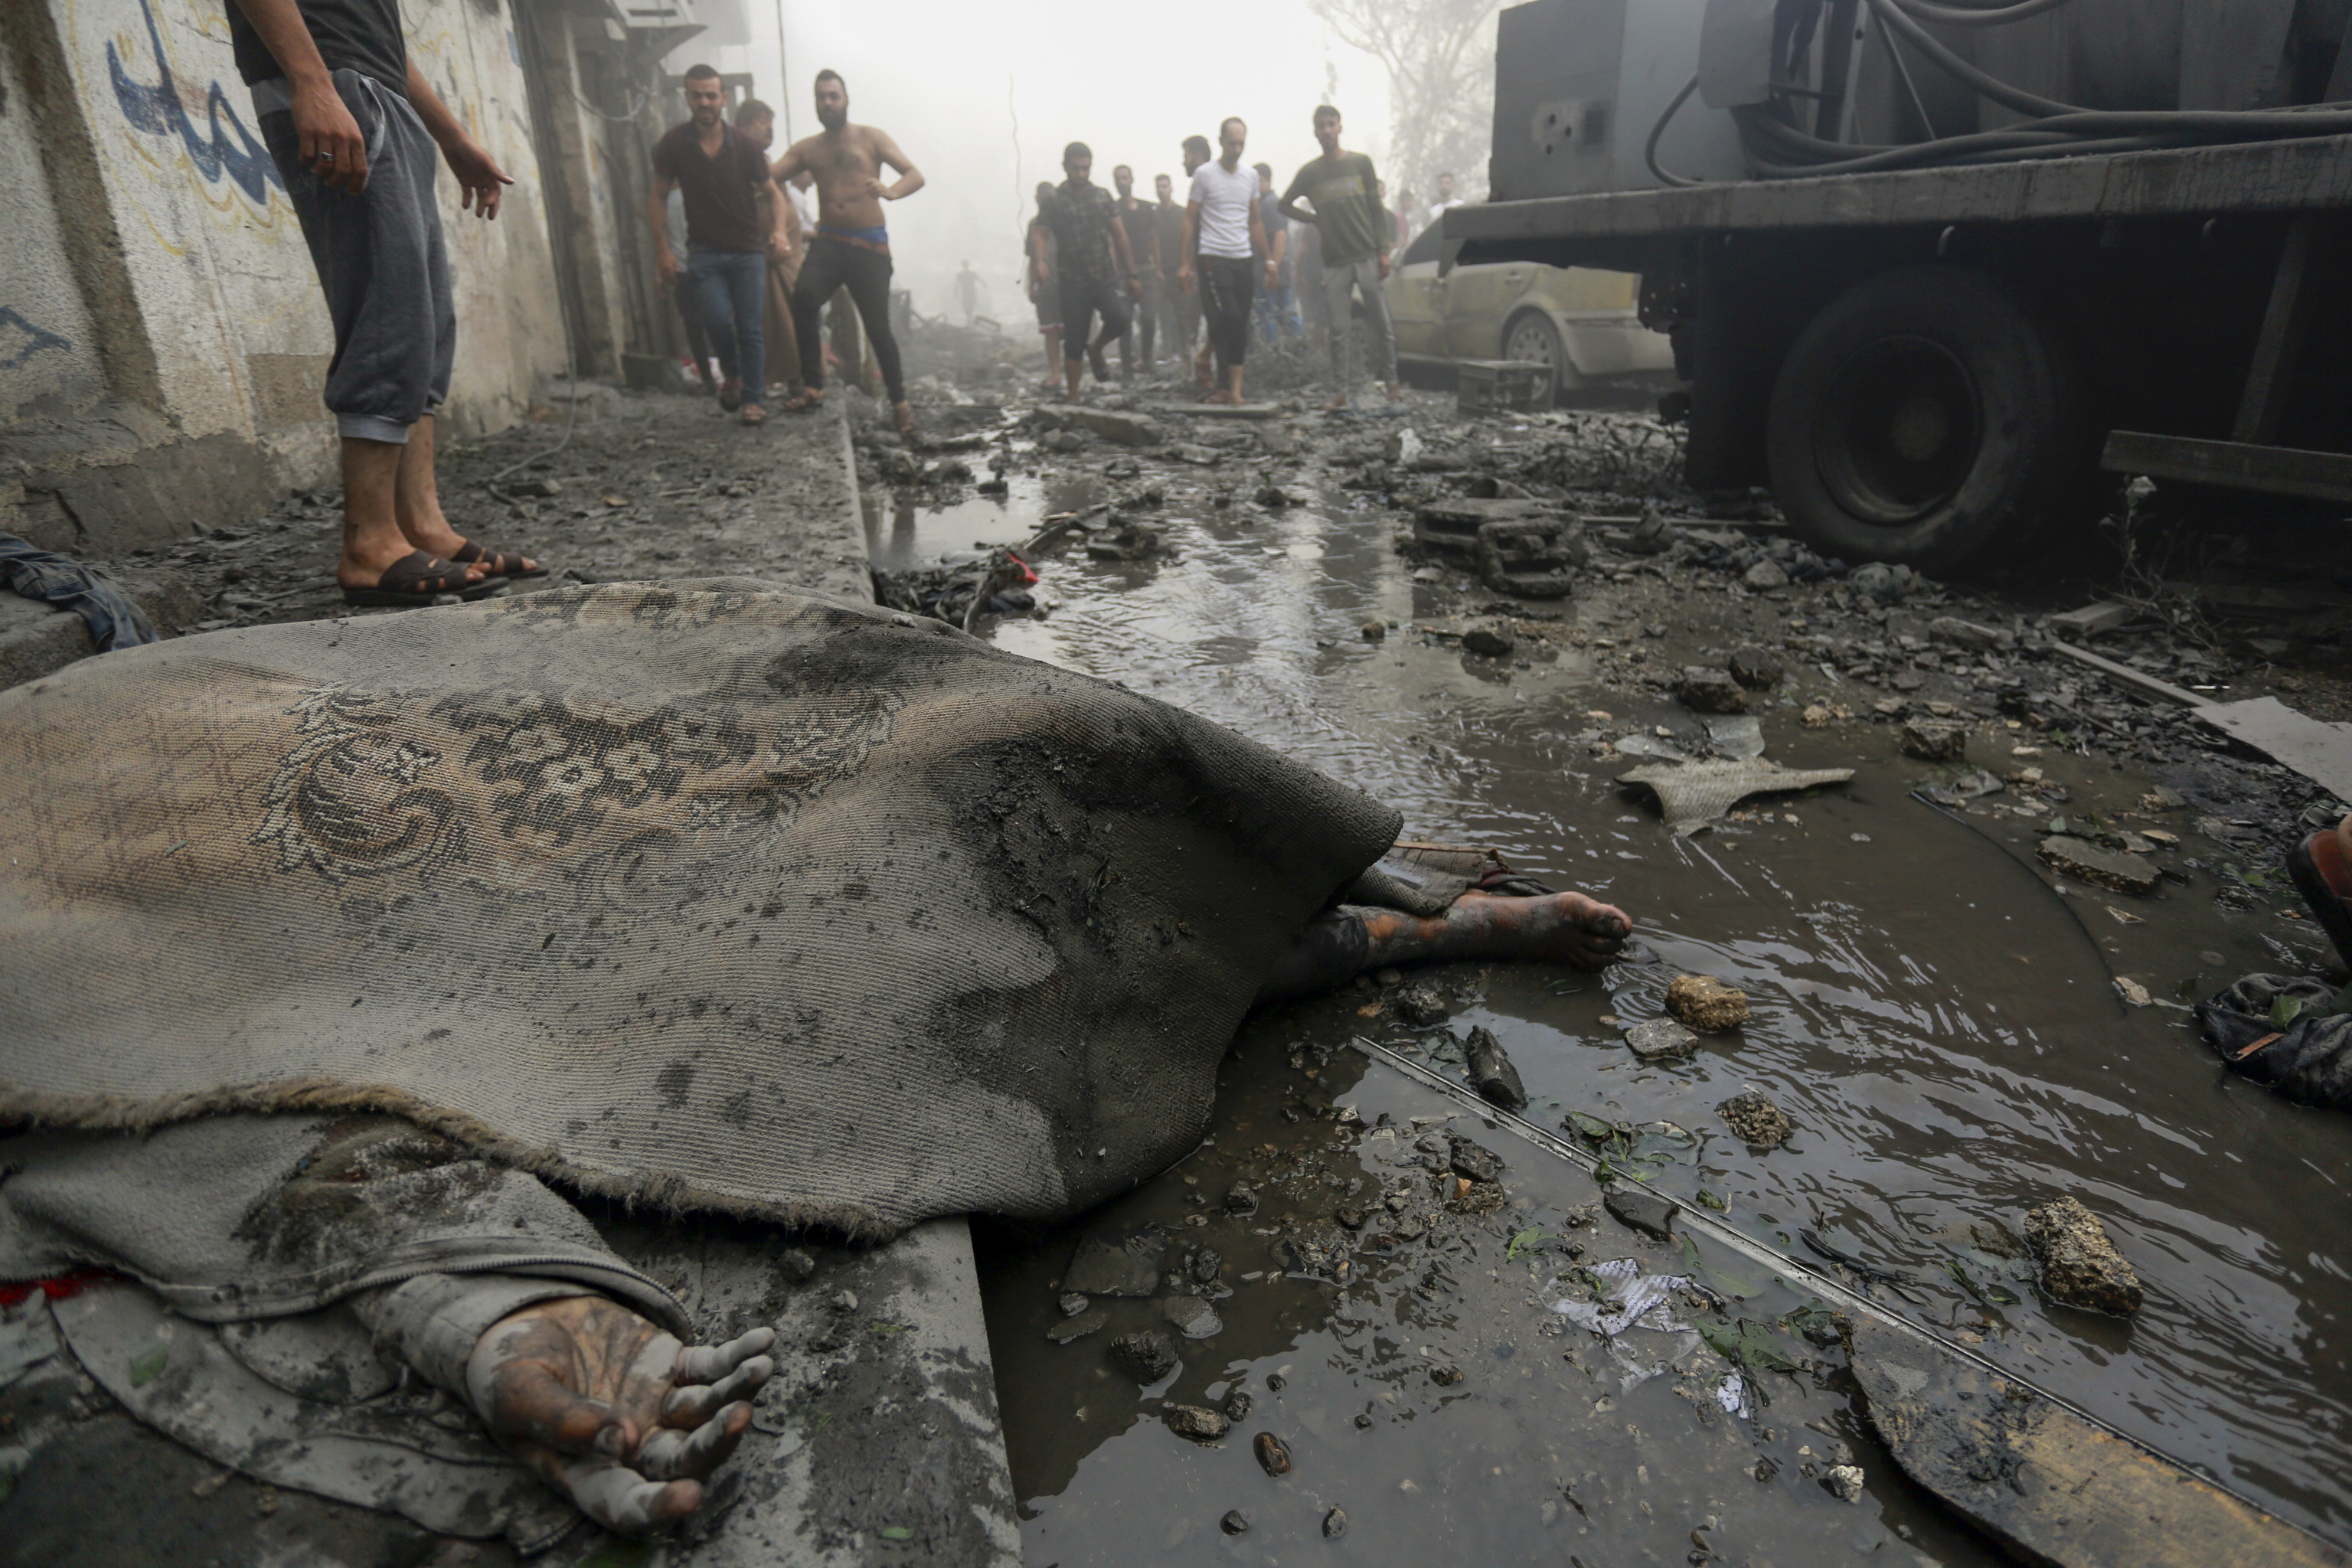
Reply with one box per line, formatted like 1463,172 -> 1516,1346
673,0 -> 1403,318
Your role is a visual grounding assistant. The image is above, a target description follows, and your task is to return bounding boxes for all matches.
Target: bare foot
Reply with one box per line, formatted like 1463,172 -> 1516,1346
1360,890 -> 1633,973
466,1295 -> 775,1534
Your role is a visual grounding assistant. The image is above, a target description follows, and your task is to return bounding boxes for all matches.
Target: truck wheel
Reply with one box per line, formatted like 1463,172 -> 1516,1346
1504,311 -> 1584,405
1766,266 -> 2082,570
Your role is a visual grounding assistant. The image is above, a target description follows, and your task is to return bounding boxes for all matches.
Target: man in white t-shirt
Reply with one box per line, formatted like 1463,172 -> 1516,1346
1427,170 -> 1461,225
1176,116 -> 1276,405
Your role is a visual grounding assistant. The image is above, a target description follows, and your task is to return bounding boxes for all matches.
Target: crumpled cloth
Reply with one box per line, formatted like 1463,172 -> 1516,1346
0,534 -> 155,650
2196,973 -> 2352,1109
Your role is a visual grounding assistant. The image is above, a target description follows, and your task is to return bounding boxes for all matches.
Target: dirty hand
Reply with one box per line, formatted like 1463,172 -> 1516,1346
1177,263 -> 1194,294
466,1295 -> 776,1534
292,79 -> 368,193
1263,260 -> 1279,291
1128,276 -> 1142,302
442,135 -> 513,219
655,247 -> 678,288
864,176 -> 890,201
766,230 -> 792,263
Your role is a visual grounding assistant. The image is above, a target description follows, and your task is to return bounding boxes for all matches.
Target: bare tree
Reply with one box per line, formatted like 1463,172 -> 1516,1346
1309,0 -> 1500,215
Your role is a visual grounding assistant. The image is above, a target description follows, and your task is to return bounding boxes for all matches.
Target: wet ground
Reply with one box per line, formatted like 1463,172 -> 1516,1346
855,342 -> 2352,1562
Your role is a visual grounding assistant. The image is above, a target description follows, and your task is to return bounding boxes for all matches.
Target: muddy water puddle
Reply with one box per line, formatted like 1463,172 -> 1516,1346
870,434 -> 2352,1558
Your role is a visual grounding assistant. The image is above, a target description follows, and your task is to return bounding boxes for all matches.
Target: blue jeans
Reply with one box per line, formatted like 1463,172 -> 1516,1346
688,249 -> 766,400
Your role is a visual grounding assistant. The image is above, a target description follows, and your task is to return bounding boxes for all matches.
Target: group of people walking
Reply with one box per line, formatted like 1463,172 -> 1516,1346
646,66 -> 922,436
1030,106 -> 1406,410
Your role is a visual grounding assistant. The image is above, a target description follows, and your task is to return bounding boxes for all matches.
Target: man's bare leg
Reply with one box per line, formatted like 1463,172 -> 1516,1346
337,436 -> 478,592
1254,890 -> 1633,1004
1227,362 -> 1247,403
392,414 -> 533,571
1063,354 -> 1085,400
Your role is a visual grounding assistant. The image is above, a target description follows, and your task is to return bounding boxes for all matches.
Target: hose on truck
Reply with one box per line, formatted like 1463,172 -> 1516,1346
1643,0 -> 2352,183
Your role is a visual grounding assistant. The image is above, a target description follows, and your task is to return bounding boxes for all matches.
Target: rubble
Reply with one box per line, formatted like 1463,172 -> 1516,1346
1163,1404 -> 1230,1442
1899,718 -> 1968,761
1624,1018 -> 1699,1059
1665,975 -> 1750,1032
1675,667 -> 1749,714
2024,1198 -> 2143,1316
1109,1331 -> 1181,1384
2036,837 -> 2161,897
1463,1027 -> 1529,1110
1717,1091 -> 1793,1148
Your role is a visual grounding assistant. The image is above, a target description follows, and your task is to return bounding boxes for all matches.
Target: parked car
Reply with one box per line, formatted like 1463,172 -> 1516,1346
1383,220 -> 1676,404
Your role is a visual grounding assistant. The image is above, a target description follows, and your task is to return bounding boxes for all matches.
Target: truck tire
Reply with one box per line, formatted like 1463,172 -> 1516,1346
1766,265 -> 2082,570
1503,310 -> 1584,405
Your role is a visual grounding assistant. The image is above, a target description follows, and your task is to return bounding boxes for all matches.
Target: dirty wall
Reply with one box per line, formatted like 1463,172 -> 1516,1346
0,0 -> 568,555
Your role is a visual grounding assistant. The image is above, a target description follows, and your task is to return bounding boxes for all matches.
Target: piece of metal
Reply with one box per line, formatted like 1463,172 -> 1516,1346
2047,637 -> 2203,706
2190,696 -> 2352,803
2099,430 -> 2352,503
2233,214 -> 2317,444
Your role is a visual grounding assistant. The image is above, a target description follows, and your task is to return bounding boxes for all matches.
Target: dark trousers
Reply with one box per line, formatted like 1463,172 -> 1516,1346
672,276 -> 715,384
793,237 -> 905,403
688,249 -> 766,398
1122,276 -> 1160,371
1058,276 -> 1131,363
1200,256 -> 1255,377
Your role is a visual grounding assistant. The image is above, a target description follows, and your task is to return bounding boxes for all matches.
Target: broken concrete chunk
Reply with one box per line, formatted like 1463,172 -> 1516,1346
1717,1090 -> 1792,1148
1161,1294 -> 1224,1340
1603,1183 -> 1677,1239
1046,1308 -> 1109,1344
1063,1228 -> 1168,1297
1109,1330 -> 1181,1383
2024,1197 -> 2143,1316
1396,984 -> 1448,1025
1164,1403 -> 1231,1442
2036,836 -> 2160,897
1729,648 -> 1784,690
1929,616 -> 2009,652
1041,404 -> 1163,447
1448,1135 -> 1506,1184
1822,1465 -> 1866,1503
1899,719 -> 1968,762
2047,601 -> 2138,636
1463,1027 -> 1529,1111
1477,515 -> 1586,599
1462,625 -> 1516,658
1675,667 -> 1748,714
1057,1292 -> 1090,1317
1742,559 -> 1790,590
1623,1018 -> 1699,1059
1665,975 -> 1750,1033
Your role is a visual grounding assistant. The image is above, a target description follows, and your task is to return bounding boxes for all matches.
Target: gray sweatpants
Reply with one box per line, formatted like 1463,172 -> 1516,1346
256,70 -> 456,444
1320,256 -> 1398,392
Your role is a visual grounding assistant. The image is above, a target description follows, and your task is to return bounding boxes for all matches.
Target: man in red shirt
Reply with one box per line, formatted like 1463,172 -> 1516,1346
645,65 -> 793,425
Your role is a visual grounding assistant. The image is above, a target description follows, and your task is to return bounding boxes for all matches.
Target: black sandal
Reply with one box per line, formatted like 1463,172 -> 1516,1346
341,550 -> 505,607
451,540 -> 547,578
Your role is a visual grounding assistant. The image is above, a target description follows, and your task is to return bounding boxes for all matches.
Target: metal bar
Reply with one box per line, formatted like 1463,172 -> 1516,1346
2100,429 -> 2352,503
2045,637 -> 2205,706
2233,215 -> 2317,443
1814,0 -> 1864,139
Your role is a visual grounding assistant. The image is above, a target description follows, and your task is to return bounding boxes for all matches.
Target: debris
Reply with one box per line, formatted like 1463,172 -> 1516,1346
1717,1090 -> 1792,1148
1161,1294 -> 1224,1340
1742,558 -> 1790,590
1449,1135 -> 1507,1184
1463,1027 -> 1529,1110
1414,496 -> 1557,554
1847,562 -> 1920,603
1665,975 -> 1750,1033
2036,837 -> 2160,897
1929,616 -> 2009,652
1109,1330 -> 1181,1383
1046,1309 -> 1109,1344
1822,1465 -> 1866,1502
1462,625 -> 1517,658
1361,620 -> 1386,642
2024,1197 -> 2144,1316
1253,1432 -> 1292,1476
1899,719 -> 1968,762
1040,404 -> 1163,448
1624,1018 -> 1699,1059
1163,1404 -> 1230,1442
1729,648 -> 1784,690
2114,977 -> 2153,1008
1063,1230 -> 1168,1297
1223,1384 -> 1253,1421
2046,601 -> 2139,636
2047,637 -> 2201,705
2191,696 -> 2352,805
1384,427 -> 1423,465
1057,1292 -> 1089,1317
1220,1509 -> 1250,1535
1322,1506 -> 1349,1539
1616,758 -> 1856,828
1604,1184 -> 1678,1239
1478,517 -> 1586,599
1223,1183 -> 1259,1218
1429,1364 -> 1464,1386
1675,667 -> 1749,714
1802,704 -> 1834,727
1396,984 -> 1448,1025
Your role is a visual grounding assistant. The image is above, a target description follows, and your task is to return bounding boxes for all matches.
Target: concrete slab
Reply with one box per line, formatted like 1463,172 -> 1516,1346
0,566 -> 201,692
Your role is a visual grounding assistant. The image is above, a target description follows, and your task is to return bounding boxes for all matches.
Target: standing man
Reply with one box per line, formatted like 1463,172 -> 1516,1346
773,70 -> 924,435
735,99 -> 804,408
955,260 -> 982,325
1178,134 -> 1214,393
1178,117 -> 1276,407
647,64 -> 792,426
1393,185 -> 1417,248
1026,184 -> 1064,392
1250,162 -> 1295,342
1152,172 -> 1189,367
1112,165 -> 1160,380
227,0 -> 540,605
1034,142 -> 1138,399
1280,106 -> 1400,411
1428,172 -> 1461,224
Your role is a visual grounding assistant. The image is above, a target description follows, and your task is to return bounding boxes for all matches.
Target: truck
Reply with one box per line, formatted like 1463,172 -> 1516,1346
1447,0 -> 2352,568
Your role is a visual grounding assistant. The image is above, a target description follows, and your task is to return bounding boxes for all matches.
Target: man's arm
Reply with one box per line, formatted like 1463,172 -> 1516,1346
1247,198 -> 1275,289
1110,215 -> 1138,302
759,168 -> 792,261
1277,168 -> 1315,227
769,141 -> 806,185
1030,223 -> 1050,289
867,129 -> 925,201
1178,201 -> 1200,292
1365,157 -> 1393,278
645,171 -> 680,286
227,0 -> 368,191
404,58 -> 511,218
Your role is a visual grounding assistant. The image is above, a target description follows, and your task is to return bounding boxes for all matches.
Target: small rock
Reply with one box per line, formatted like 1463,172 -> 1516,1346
1463,625 -> 1516,658
1253,1432 -> 1292,1476
1802,704 -> 1834,727
1429,1364 -> 1463,1386
1676,667 -> 1749,714
1899,719 -> 1968,762
1223,1386 -> 1253,1422
1323,1508 -> 1349,1540
776,1247 -> 818,1283
2037,836 -> 2160,897
1335,1202 -> 1369,1230
1464,1026 -> 1529,1111
1046,1308 -> 1109,1344
1665,975 -> 1750,1033
1729,648 -> 1784,690
1623,1018 -> 1699,1059
1109,1330 -> 1181,1383
1929,616 -> 2007,652
2114,976 -> 2152,1008
1449,1136 -> 1505,1184
1163,1403 -> 1230,1442
1361,620 -> 1387,642
1223,1183 -> 1259,1218
1190,1246 -> 1223,1283
1057,1292 -> 1090,1318
1604,1184 -> 1678,1239
1396,985 -> 1448,1025
510,476 -> 563,498
1220,1510 -> 1250,1536
1162,1294 -> 1224,1340
1063,1230 -> 1168,1297
2024,1197 -> 2143,1315
1717,1090 -> 1792,1148
1822,1465 -> 1866,1503
1742,559 -> 1790,591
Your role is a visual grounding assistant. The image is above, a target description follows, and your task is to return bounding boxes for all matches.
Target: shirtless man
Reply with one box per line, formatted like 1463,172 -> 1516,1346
772,70 -> 923,433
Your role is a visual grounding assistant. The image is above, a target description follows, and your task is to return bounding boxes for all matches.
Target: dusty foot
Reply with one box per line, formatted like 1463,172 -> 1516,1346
1361,890 -> 1634,974
339,542 -> 482,593
1323,393 -> 1350,412
466,1295 -> 774,1535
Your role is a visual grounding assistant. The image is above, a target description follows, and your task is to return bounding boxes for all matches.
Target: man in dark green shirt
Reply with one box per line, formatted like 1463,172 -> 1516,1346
1279,105 -> 1398,410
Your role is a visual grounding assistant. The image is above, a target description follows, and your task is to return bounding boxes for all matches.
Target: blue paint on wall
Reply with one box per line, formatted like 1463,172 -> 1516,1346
0,309 -> 73,371
107,0 -> 284,204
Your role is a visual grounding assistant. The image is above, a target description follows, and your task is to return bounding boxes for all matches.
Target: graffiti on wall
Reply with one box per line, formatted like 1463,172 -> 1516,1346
106,0 -> 282,206
0,309 -> 74,371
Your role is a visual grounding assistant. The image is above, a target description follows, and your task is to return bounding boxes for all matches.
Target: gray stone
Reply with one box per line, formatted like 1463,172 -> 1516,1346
1449,1136 -> 1506,1184
1665,975 -> 1749,1032
1930,616 -> 2008,652
2024,1197 -> 2143,1316
1334,1202 -> 1369,1230
1396,984 -> 1448,1025
1322,1506 -> 1348,1539
1742,559 -> 1790,590
1063,1229 -> 1168,1297
1220,1509 -> 1250,1535
1476,515 -> 1587,599
1046,1308 -> 1109,1344
1189,1246 -> 1223,1284
1161,1294 -> 1224,1340
1162,1403 -> 1230,1442
1623,1018 -> 1699,1059
1717,1090 -> 1792,1148
1462,625 -> 1517,658
1041,404 -> 1163,447
1252,1432 -> 1292,1475
1108,1330 -> 1181,1383
1675,667 -> 1749,714
1223,1183 -> 1259,1217
1603,1183 -> 1678,1240
1463,1027 -> 1529,1111
1900,719 -> 1968,761
1823,1465 -> 1866,1502
1057,1292 -> 1090,1317
1729,648 -> 1784,689
1171,444 -> 1220,466
2036,837 -> 2160,897
1222,1385 -> 1253,1422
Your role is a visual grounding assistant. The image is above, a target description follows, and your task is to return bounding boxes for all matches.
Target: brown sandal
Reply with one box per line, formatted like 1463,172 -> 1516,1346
450,540 -> 546,579
781,388 -> 826,413
340,550 -> 504,607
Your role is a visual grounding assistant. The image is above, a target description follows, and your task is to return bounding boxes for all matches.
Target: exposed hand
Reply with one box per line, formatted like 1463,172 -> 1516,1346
466,1295 -> 775,1535
864,178 -> 889,201
766,230 -> 792,263
1127,276 -> 1142,302
1263,260 -> 1279,291
655,248 -> 678,288
442,135 -> 512,219
1377,253 -> 1392,280
292,79 -> 368,193
1177,264 -> 1194,294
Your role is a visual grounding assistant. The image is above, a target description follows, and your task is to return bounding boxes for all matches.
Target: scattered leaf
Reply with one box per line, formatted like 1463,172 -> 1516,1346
880,1525 -> 914,1541
2270,994 -> 2307,1029
1699,1318 -> 1800,1374
1506,1227 -> 1552,1262
1697,1188 -> 1727,1211
129,1347 -> 167,1387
